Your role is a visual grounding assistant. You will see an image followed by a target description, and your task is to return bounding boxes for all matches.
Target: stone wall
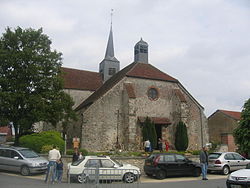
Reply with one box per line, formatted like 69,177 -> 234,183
78,76 -> 208,152
208,111 -> 238,149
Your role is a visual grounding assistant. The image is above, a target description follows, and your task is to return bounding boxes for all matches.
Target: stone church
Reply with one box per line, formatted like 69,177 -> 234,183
62,26 -> 209,152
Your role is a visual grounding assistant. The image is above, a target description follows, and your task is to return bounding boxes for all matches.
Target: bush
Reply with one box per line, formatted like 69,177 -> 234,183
41,145 -> 53,154
66,148 -> 88,156
19,131 -> 64,153
175,121 -> 189,151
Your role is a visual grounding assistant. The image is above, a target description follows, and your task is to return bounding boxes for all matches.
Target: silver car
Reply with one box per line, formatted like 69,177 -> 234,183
208,152 -> 250,175
0,145 -> 48,175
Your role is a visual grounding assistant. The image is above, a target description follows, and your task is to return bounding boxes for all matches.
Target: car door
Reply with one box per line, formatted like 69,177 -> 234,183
84,159 -> 101,180
9,150 -> 24,172
162,154 -> 177,176
100,159 -> 118,180
175,154 -> 194,176
224,153 -> 238,171
232,153 -> 248,170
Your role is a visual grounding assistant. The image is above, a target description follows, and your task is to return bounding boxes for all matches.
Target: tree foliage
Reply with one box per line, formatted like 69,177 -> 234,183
175,121 -> 189,151
0,27 -> 77,145
234,98 -> 250,154
19,131 -> 64,153
142,117 -> 157,149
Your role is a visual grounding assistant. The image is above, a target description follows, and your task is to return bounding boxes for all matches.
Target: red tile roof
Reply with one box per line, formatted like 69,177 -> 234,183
61,67 -> 103,91
219,110 -> 241,120
75,62 -> 180,111
126,63 -> 178,82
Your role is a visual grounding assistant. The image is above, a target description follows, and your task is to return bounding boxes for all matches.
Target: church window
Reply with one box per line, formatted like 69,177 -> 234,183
108,68 -> 116,75
148,87 -> 158,100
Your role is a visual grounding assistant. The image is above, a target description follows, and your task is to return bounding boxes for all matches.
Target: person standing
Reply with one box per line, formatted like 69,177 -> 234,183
56,158 -> 63,183
72,147 -> 79,162
72,136 -> 80,149
200,146 -> 209,180
165,140 -> 169,152
144,139 -> 151,152
45,145 -> 61,183
158,138 -> 163,152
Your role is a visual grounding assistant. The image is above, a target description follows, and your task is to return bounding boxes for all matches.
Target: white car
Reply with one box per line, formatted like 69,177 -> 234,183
68,156 -> 141,183
226,163 -> 250,188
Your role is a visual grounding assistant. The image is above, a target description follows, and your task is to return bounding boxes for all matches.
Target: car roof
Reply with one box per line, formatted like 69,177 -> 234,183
85,156 -> 110,159
0,145 -> 29,151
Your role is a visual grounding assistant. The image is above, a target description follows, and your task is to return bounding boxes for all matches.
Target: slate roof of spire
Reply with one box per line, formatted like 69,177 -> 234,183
104,26 -> 119,62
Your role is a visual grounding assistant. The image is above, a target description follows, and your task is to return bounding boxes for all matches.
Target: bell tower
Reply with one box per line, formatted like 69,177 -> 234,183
134,38 -> 148,63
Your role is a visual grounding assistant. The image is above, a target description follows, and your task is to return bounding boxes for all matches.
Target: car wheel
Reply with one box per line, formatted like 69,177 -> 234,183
77,174 -> 88,183
194,168 -> 201,177
20,166 -> 30,176
156,170 -> 166,180
222,166 -> 230,175
123,172 -> 136,183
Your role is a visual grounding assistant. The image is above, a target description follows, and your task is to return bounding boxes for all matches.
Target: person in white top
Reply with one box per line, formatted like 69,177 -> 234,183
45,145 -> 61,183
144,140 -> 151,152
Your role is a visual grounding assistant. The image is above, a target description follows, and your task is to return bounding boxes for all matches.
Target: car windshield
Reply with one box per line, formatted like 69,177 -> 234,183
72,158 -> 85,166
208,153 -> 221,159
19,149 -> 39,158
111,159 -> 123,167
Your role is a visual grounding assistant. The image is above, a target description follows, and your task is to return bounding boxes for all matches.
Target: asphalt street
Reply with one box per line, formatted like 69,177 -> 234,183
0,172 -> 228,188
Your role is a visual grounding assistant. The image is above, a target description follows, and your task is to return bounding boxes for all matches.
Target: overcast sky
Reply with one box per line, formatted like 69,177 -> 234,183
1,0 -> 250,116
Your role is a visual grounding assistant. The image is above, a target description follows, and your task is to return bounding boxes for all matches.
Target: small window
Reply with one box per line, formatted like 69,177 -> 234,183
164,155 -> 175,162
224,153 -> 234,160
148,88 -> 158,100
108,68 -> 116,75
101,159 -> 114,168
175,154 -> 186,161
232,153 -> 243,160
85,159 -> 100,167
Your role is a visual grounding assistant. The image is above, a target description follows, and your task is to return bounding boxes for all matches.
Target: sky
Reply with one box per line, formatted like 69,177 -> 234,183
1,0 -> 250,116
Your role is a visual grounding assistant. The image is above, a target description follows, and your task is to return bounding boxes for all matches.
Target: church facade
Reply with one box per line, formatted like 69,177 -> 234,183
62,27 -> 209,151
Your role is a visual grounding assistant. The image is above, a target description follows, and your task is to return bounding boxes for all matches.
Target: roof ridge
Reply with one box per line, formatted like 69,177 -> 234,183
62,67 -> 99,74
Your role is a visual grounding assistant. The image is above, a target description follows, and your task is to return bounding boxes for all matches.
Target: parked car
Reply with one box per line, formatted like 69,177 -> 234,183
208,152 -> 250,175
226,163 -> 250,188
143,153 -> 202,179
0,145 -> 48,175
68,156 -> 141,183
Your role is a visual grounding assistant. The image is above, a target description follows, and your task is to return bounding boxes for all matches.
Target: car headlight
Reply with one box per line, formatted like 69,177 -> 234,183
32,163 -> 40,167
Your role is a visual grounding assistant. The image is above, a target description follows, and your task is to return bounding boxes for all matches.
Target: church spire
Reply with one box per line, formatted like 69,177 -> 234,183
104,25 -> 115,59
99,9 -> 120,82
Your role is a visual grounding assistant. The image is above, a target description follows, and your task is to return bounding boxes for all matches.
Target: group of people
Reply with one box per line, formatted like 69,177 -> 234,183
45,145 -> 64,184
144,138 -> 169,152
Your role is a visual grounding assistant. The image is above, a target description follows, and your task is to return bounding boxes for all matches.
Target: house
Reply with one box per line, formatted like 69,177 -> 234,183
208,109 -> 241,152
0,126 -> 12,143
60,26 -> 209,152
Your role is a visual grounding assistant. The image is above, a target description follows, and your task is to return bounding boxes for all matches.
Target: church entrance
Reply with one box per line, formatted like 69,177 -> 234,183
155,124 -> 162,150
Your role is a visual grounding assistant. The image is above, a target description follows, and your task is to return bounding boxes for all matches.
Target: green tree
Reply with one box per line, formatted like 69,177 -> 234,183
142,117 -> 157,149
175,121 -> 189,151
234,98 -> 250,154
0,27 -> 77,145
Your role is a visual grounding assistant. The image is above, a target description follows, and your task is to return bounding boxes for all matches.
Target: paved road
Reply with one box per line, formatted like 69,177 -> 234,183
0,172 -> 228,188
